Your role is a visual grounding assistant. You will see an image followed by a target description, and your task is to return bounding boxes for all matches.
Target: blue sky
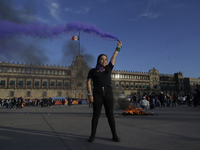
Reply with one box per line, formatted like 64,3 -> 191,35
0,0 -> 200,78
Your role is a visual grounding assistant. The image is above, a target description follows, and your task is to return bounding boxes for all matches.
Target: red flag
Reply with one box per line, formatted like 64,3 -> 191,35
71,36 -> 79,41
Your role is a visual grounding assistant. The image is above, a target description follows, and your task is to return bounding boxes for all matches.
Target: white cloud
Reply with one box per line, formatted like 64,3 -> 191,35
35,16 -> 49,23
138,12 -> 160,19
49,2 -> 60,19
137,0 -> 167,19
65,7 -> 90,14
45,0 -> 63,22
51,2 -> 59,9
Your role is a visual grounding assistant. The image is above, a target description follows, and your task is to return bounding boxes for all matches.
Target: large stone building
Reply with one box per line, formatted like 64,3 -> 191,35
0,55 -> 200,99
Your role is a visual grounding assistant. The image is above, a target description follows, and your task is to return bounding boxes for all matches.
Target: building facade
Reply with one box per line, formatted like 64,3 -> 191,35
0,55 -> 200,99
0,55 -> 90,99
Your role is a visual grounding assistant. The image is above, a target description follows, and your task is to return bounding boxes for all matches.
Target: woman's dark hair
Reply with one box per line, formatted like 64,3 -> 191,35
96,54 -> 107,68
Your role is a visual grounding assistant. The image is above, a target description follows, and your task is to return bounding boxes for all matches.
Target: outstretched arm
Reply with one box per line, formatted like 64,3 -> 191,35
110,41 -> 122,66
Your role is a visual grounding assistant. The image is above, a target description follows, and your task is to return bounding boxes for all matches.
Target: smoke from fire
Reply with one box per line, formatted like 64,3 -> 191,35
62,40 -> 95,67
0,0 -> 115,67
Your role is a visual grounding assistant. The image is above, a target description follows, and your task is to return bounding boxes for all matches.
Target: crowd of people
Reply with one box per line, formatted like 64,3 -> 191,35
132,85 -> 200,111
1,85 -> 200,110
0,97 -> 89,109
0,97 -> 65,109
0,97 -> 24,109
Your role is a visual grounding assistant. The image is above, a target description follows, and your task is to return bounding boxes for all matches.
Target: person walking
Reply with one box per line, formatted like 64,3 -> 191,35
87,41 -> 122,142
159,91 -> 165,108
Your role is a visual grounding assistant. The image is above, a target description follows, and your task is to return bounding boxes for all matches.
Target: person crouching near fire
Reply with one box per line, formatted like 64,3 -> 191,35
140,96 -> 149,112
87,41 -> 122,142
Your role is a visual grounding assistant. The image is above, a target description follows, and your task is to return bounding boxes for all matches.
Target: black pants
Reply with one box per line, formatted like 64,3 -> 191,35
91,86 -> 116,136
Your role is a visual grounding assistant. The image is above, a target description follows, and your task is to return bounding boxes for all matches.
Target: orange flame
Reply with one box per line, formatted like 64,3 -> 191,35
123,105 -> 147,115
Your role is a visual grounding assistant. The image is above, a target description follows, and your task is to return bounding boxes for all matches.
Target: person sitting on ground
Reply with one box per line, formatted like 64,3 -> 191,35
140,96 -> 149,112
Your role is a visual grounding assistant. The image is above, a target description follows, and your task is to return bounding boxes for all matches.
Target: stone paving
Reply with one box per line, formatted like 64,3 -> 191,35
0,104 -> 200,150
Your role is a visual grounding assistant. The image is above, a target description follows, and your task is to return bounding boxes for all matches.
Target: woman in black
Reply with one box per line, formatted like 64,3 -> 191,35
87,41 -> 122,142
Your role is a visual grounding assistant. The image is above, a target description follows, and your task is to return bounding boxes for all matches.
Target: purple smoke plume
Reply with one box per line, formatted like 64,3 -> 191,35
0,21 -> 119,41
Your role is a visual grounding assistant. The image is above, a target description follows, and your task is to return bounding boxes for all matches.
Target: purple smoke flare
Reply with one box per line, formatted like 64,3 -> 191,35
0,20 -> 119,41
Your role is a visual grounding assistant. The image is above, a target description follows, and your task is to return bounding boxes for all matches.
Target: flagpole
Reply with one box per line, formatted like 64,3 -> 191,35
167,44 -> 170,74
79,32 -> 80,55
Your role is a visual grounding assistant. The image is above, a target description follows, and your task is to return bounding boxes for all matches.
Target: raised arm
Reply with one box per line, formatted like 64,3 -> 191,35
110,41 -> 122,66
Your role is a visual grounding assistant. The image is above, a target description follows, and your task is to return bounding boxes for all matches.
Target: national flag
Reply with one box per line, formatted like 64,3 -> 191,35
71,36 -> 79,41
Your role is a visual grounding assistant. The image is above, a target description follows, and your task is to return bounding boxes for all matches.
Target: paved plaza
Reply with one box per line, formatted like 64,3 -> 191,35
0,104 -> 200,150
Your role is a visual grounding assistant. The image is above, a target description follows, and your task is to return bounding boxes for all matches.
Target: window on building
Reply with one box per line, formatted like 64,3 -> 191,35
18,81 -> 23,85
58,82 -> 62,86
51,70 -> 54,75
44,70 -> 47,74
4,68 -> 7,73
0,67 -> 2,72
65,82 -> 69,86
35,81 -> 39,86
35,70 -> 38,74
115,74 -> 119,78
59,71 -> 61,75
13,68 -> 17,73
31,69 -> 34,74
10,81 -> 15,85
22,69 -> 25,73
131,84 -> 133,88
26,69 -> 30,73
9,68 -> 12,73
147,85 -> 150,89
143,85 -> 146,88
27,81 -> 31,85
47,70 -> 50,74
77,82 -> 83,87
126,84 -> 129,88
0,80 -> 5,85
139,85 -> 142,88
154,85 -> 157,89
10,91 -> 14,97
116,84 -> 119,87
43,82 -> 47,86
135,85 -> 138,88
39,70 -> 42,74
58,91 -> 62,96
50,82 -> 55,86
121,84 -> 124,87
55,71 -> 58,75
18,68 -> 22,73
27,91 -> 31,97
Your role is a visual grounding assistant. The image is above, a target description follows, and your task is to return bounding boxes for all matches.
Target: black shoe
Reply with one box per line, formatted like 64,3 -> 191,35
88,135 -> 95,142
112,135 -> 120,142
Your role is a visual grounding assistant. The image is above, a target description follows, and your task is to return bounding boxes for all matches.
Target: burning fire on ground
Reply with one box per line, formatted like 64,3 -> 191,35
123,105 -> 148,115
117,98 -> 157,116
